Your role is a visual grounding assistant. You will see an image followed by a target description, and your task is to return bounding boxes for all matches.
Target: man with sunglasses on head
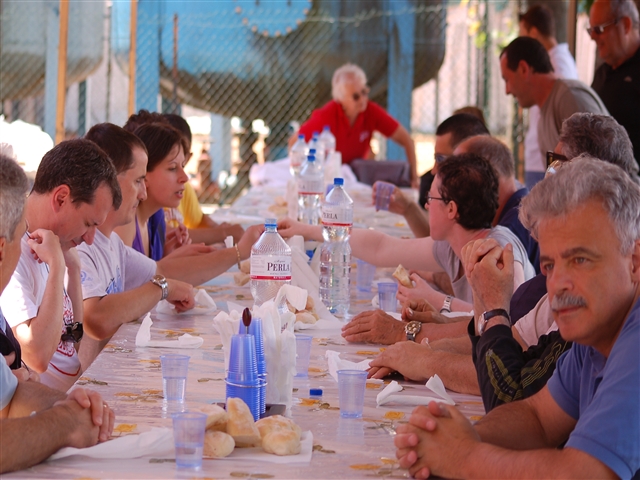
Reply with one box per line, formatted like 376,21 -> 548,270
0,140 -> 122,392
500,37 -> 608,162
289,63 -> 419,188
589,0 -> 640,166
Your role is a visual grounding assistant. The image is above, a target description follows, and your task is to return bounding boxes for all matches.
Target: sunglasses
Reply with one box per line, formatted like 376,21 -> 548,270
545,151 -> 571,177
61,322 -> 84,343
587,18 -> 618,35
352,87 -> 370,102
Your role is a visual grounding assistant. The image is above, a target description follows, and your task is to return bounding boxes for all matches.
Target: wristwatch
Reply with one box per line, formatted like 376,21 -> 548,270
477,309 -> 510,336
150,274 -> 169,301
405,321 -> 422,342
440,295 -> 453,313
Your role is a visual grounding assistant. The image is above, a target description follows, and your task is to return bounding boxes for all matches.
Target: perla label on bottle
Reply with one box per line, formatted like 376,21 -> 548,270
322,204 -> 353,227
250,255 -> 292,280
298,178 -> 324,195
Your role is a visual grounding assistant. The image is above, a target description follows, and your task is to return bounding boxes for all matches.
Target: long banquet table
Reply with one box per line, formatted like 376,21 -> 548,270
6,185 -> 485,479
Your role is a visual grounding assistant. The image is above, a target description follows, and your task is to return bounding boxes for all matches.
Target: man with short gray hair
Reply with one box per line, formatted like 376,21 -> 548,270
589,0 -> 640,165
394,157 -> 640,479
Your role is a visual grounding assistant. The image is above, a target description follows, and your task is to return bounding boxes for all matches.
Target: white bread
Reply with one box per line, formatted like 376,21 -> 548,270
261,429 -> 301,456
255,415 -> 302,439
392,264 -> 413,288
199,404 -> 228,432
225,398 -> 261,447
203,430 -> 235,458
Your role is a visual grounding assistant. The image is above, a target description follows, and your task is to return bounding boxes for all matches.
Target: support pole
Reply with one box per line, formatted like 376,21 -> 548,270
567,0 -> 578,57
128,0 -> 138,117
55,0 -> 69,144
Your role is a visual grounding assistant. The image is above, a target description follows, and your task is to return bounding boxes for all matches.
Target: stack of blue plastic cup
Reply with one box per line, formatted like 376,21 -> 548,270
238,318 -> 267,416
225,334 -> 260,420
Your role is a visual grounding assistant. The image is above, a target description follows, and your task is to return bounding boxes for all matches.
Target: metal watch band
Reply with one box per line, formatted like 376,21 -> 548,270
440,295 -> 453,313
405,321 -> 422,342
151,275 -> 169,301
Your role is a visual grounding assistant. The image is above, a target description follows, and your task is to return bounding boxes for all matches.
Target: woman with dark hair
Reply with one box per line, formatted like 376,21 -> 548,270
115,123 -> 190,259
279,153 -> 535,313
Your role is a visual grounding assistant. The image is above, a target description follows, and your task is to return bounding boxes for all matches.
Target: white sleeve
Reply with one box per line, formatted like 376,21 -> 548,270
514,294 -> 554,347
78,247 -> 108,300
122,246 -> 157,291
0,259 -> 39,327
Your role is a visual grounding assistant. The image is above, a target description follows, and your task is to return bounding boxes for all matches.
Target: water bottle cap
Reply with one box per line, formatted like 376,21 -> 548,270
310,388 -> 323,396
323,125 -> 330,131
312,132 -> 319,138
307,155 -> 316,162
309,148 -> 316,154
298,134 -> 304,139
333,178 -> 344,186
264,218 -> 277,227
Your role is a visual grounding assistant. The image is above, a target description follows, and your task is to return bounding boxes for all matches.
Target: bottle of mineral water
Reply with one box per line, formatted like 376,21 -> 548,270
297,155 -> 324,225
308,132 -> 325,166
250,219 -> 292,306
319,178 -> 353,317
319,126 -> 336,159
289,134 -> 306,177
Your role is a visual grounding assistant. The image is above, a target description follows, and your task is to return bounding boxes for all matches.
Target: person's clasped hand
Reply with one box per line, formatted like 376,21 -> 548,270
341,309 -> 406,344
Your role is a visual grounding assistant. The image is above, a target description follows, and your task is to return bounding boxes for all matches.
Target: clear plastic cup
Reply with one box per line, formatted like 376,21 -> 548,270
375,181 -> 395,211
355,258 -> 376,292
378,282 -> 398,312
337,370 -> 368,418
172,412 -> 207,469
295,334 -> 313,378
160,354 -> 190,402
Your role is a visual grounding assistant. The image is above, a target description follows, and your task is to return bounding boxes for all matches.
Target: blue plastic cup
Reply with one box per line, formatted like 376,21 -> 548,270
160,354 -> 190,402
227,334 -> 258,384
378,282 -> 398,312
375,181 -> 395,211
172,412 -> 207,469
295,334 -> 313,378
337,370 -> 368,418
247,318 -> 267,416
356,258 -> 376,292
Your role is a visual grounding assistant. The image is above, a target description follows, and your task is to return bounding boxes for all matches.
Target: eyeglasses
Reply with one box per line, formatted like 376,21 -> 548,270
587,18 -> 618,35
352,87 -> 370,102
545,151 -> 571,177
434,153 -> 449,164
61,322 -> 84,343
426,194 -> 447,205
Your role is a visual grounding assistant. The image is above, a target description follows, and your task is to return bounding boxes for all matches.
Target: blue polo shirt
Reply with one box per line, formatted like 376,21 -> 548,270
547,297 -> 640,479
497,188 -> 540,274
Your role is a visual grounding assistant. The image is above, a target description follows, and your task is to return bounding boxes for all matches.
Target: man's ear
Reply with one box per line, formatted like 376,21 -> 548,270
518,60 -> 531,77
620,15 -> 632,34
51,185 -> 71,213
0,237 -> 6,265
630,239 -> 640,282
447,200 -> 459,221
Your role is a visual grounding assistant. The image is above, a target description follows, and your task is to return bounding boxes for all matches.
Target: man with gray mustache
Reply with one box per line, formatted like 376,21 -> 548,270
394,157 -> 640,479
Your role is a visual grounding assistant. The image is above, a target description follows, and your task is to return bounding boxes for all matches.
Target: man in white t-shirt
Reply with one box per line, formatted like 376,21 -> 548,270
0,153 -> 115,474
519,4 -> 579,189
0,139 -> 122,391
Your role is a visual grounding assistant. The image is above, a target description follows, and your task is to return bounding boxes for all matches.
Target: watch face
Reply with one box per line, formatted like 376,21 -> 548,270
405,321 -> 421,335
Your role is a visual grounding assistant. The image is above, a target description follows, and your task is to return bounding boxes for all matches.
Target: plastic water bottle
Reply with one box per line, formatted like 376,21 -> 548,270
308,132 -> 325,166
319,178 -> 353,317
297,155 -> 324,225
319,126 -> 336,159
250,219 -> 292,306
289,134 -> 306,177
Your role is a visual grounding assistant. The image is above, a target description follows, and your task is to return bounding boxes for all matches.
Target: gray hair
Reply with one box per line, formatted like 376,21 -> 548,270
0,154 -> 29,240
558,112 -> 639,182
520,155 -> 640,254
331,63 -> 367,102
459,135 -> 515,179
609,0 -> 640,27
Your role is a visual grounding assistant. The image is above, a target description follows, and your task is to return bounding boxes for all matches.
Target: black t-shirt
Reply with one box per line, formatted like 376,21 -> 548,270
592,46 -> 640,167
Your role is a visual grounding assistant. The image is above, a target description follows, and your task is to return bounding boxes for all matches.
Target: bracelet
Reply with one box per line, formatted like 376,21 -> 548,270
234,244 -> 242,270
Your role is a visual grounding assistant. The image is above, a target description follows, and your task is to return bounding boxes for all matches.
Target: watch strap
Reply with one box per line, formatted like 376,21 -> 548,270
151,275 -> 169,301
440,295 -> 453,313
478,308 -> 510,335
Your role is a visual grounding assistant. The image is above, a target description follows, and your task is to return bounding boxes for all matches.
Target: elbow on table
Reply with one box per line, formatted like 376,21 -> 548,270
82,317 -> 115,342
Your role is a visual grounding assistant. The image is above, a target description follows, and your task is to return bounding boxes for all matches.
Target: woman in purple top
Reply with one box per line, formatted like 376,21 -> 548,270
116,123 -> 190,260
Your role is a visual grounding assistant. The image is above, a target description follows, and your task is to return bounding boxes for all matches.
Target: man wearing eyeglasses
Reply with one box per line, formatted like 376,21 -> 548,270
590,0 -> 640,167
290,63 -> 419,188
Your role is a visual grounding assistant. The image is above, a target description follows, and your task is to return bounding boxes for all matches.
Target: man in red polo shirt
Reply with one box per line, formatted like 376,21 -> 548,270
291,63 -> 418,187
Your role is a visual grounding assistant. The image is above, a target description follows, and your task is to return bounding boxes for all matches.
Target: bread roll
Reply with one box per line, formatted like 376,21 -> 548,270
199,404 -> 228,432
392,264 -> 413,288
226,398 -> 261,447
233,271 -> 250,286
255,415 -> 302,439
262,429 -> 301,456
203,430 -> 235,458
295,311 -> 317,325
